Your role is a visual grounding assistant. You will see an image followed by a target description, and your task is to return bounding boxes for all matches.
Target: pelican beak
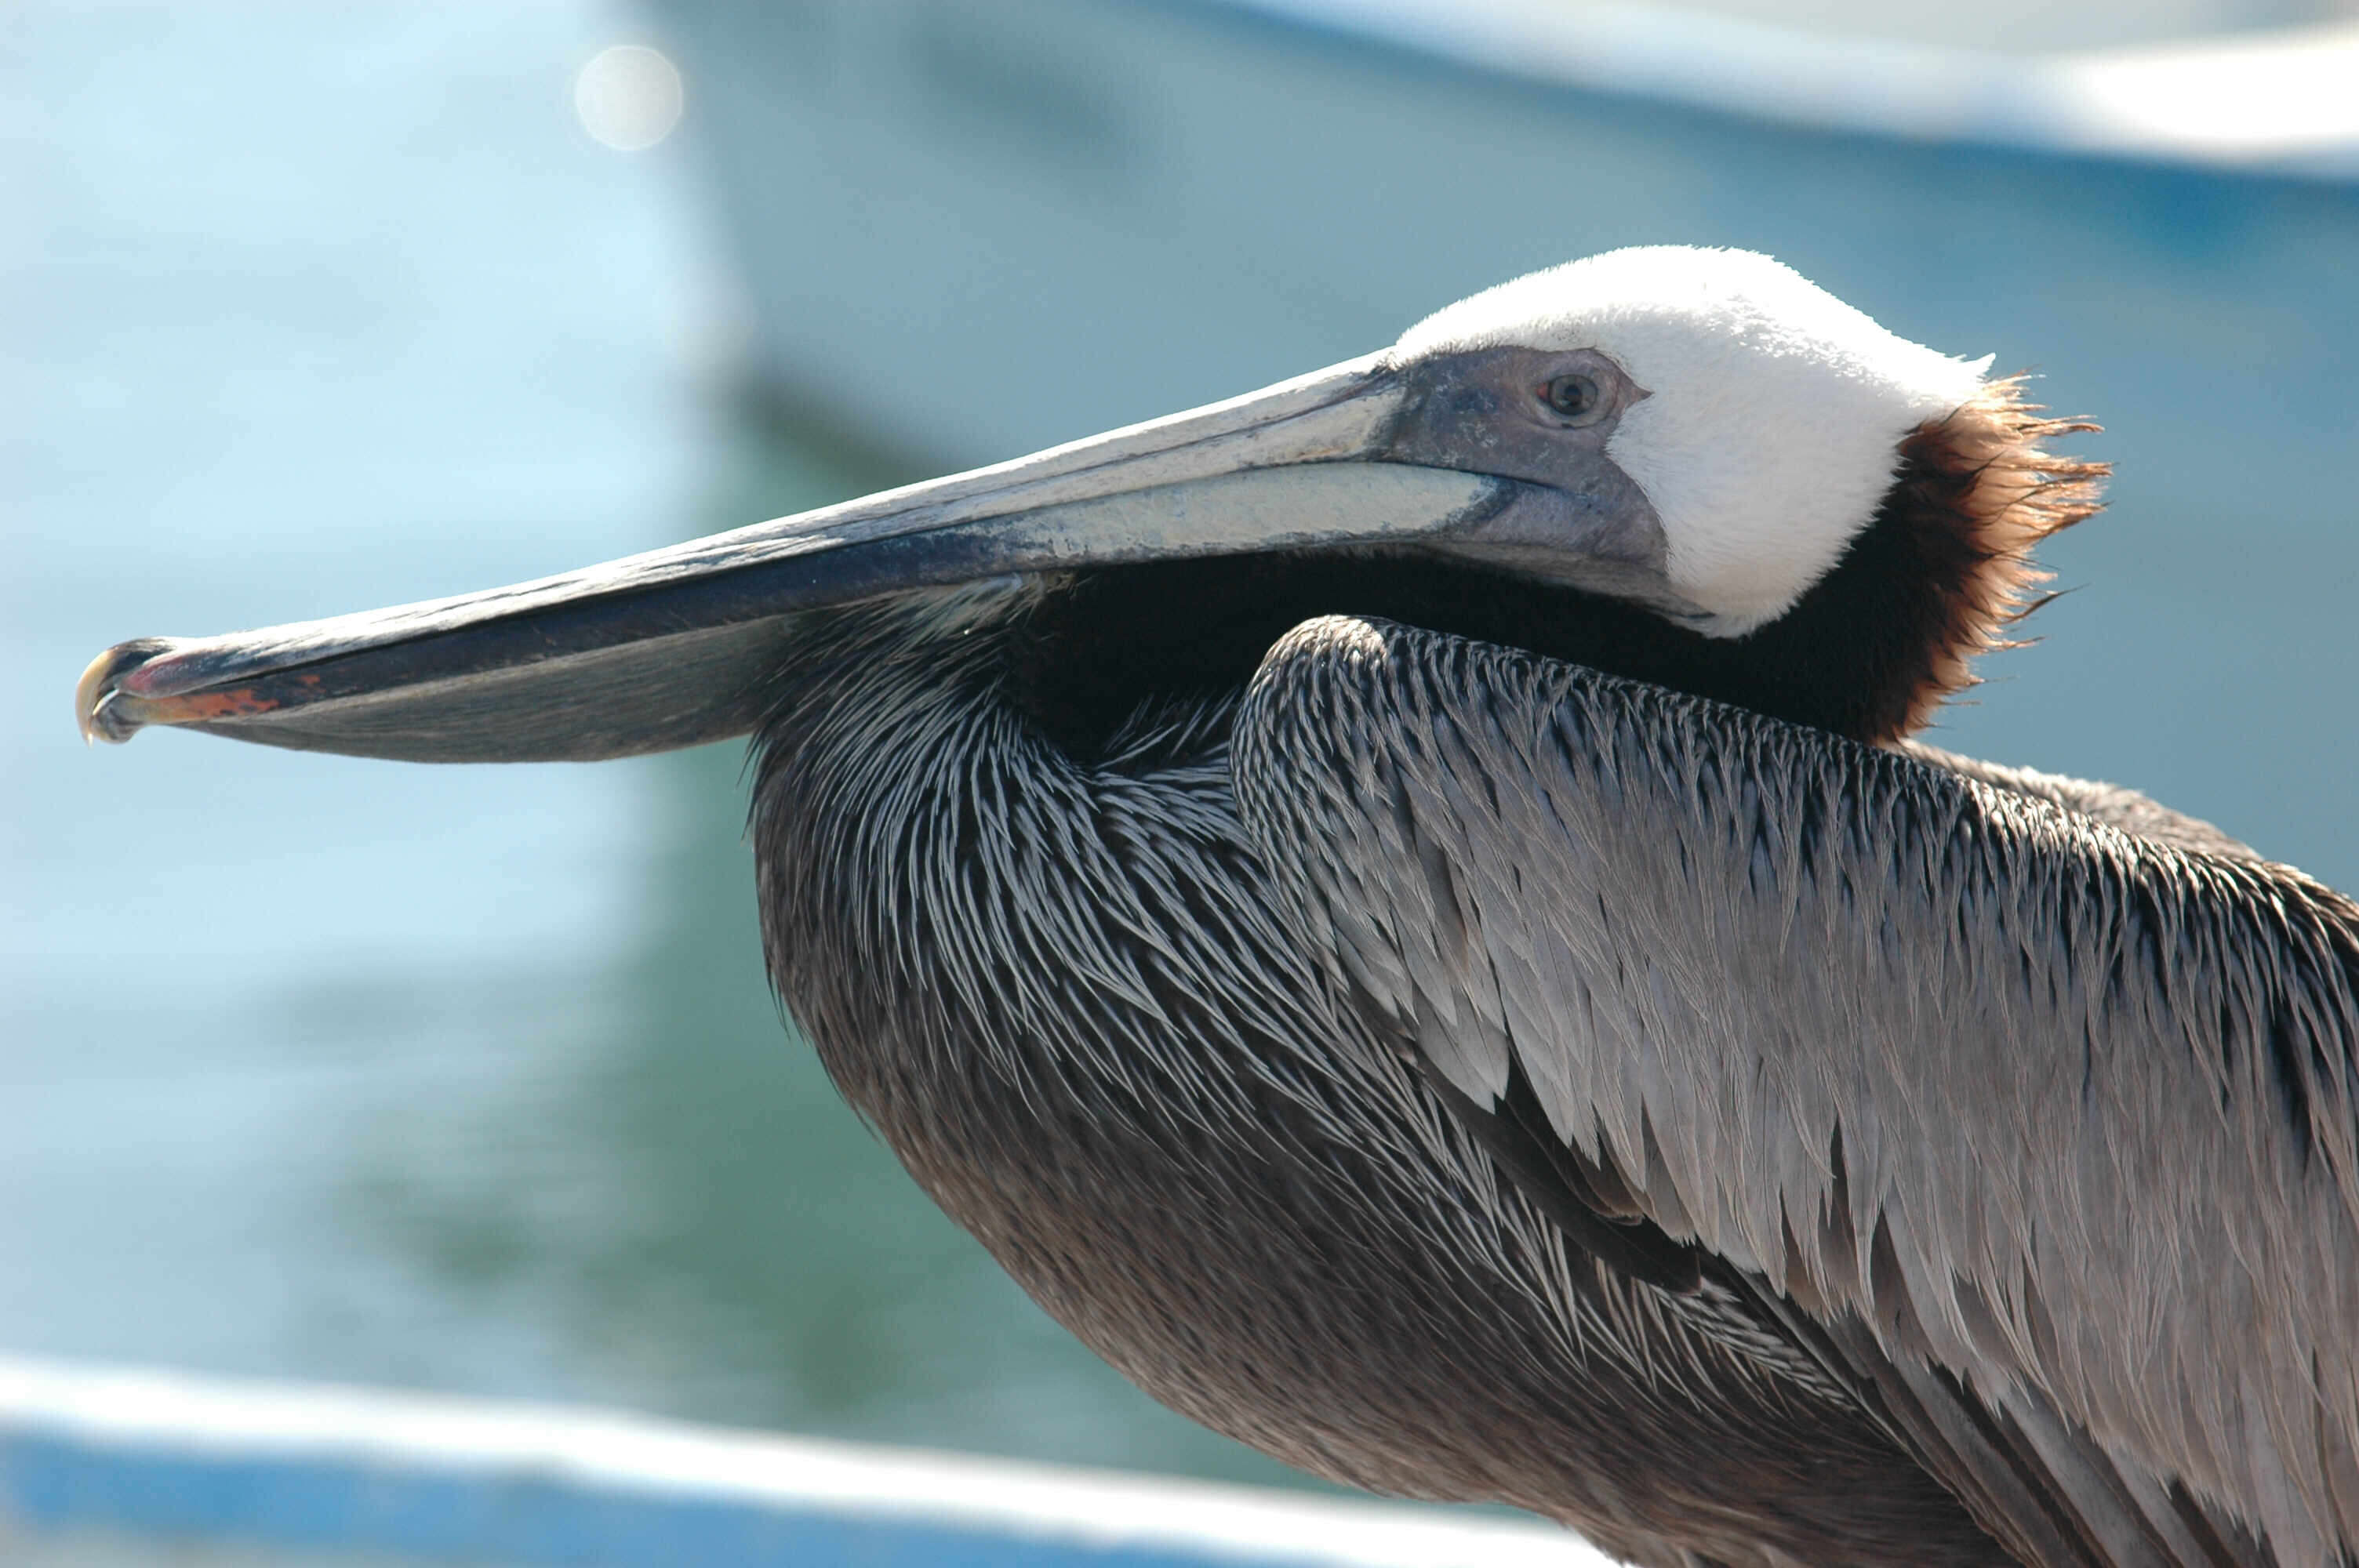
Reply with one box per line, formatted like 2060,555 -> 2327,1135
76,354 -> 1514,762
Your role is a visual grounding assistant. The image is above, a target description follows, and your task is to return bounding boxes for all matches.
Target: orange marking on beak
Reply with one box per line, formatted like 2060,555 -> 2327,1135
151,688 -> 284,723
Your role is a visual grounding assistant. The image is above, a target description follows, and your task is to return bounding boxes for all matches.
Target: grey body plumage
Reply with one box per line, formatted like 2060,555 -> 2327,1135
753,597 -> 2001,1565
76,249 -> 2359,1565
749,593 -> 2357,1566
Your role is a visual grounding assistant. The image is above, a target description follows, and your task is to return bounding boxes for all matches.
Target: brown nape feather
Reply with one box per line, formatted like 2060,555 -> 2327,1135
1006,379 -> 2106,763
1878,376 -> 2107,736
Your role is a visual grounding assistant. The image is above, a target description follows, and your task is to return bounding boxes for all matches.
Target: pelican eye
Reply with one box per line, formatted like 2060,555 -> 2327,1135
1541,372 -> 1605,423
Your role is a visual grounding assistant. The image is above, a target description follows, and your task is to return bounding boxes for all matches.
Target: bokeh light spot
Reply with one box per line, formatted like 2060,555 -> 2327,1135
575,45 -> 684,152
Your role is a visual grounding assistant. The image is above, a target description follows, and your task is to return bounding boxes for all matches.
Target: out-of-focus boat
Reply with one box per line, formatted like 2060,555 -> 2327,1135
643,0 -> 2359,499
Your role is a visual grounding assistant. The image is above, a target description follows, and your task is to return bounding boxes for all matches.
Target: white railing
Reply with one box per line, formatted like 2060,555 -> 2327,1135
0,1356 -> 1617,1567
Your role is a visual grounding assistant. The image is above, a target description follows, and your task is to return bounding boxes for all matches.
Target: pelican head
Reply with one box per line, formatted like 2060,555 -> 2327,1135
1397,246 -> 1994,636
78,246 -> 2098,761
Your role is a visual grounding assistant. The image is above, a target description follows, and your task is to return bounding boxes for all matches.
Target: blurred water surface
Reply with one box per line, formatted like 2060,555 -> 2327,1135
4,0 -> 1312,1490
7,0 -> 2357,1522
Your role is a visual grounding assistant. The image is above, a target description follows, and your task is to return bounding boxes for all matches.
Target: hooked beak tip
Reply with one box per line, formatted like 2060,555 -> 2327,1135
77,638 -> 179,745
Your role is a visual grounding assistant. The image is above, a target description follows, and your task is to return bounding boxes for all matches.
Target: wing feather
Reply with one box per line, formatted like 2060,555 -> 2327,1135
1232,616 -> 2358,1563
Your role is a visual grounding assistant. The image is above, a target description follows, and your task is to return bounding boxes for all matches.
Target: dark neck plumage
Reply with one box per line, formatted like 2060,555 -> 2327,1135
1008,379 -> 2103,761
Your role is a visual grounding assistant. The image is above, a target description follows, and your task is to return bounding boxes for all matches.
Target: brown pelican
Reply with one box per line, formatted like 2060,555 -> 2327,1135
77,247 -> 2359,1568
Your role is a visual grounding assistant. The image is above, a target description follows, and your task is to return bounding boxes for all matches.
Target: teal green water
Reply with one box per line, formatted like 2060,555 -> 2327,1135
5,0 -> 1309,1490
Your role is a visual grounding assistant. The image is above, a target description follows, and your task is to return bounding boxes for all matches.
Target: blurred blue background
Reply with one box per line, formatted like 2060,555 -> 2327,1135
8,0 -> 2357,1516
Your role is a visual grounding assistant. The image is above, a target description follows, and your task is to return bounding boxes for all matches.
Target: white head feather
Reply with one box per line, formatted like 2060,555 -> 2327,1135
1394,246 -> 1991,637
